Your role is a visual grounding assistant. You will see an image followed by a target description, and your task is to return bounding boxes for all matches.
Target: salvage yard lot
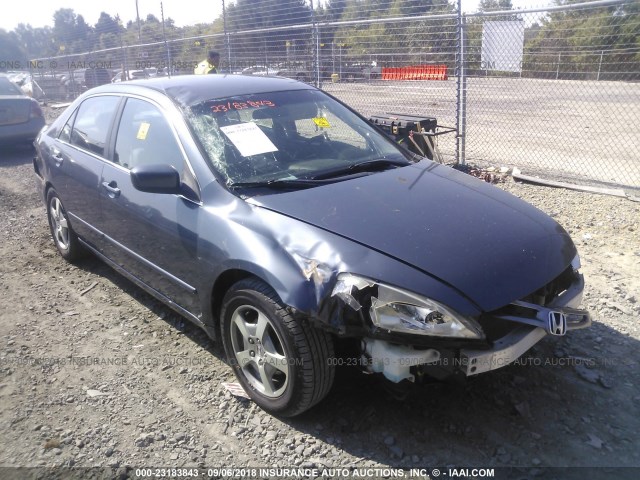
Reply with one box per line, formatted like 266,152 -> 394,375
324,77 -> 640,187
0,105 -> 639,476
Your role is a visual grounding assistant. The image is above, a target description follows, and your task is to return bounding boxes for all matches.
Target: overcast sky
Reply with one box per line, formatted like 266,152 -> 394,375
0,0 -> 554,32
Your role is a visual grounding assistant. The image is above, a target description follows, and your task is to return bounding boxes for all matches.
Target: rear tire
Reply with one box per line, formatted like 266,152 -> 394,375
46,189 -> 83,262
221,278 -> 335,416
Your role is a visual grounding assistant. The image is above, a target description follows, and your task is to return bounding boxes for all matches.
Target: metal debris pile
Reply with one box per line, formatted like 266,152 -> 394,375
452,164 -> 511,184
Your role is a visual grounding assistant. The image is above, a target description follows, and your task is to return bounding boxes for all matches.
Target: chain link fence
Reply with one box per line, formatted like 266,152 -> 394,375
22,0 -> 640,189
461,0 -> 640,188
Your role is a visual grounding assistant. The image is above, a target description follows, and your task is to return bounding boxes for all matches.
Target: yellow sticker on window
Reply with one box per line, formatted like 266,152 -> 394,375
136,122 -> 151,140
313,117 -> 331,128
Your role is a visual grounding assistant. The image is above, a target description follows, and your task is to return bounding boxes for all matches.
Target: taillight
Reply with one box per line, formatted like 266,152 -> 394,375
29,100 -> 43,119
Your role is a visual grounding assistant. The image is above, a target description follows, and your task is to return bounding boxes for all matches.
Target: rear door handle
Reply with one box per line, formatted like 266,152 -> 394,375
51,149 -> 64,166
102,181 -> 121,198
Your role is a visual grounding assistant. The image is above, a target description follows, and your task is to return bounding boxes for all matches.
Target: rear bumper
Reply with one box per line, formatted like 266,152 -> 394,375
0,119 -> 45,144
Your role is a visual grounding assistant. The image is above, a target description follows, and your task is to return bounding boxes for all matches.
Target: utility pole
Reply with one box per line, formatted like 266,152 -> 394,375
161,2 -> 171,76
136,0 -> 141,41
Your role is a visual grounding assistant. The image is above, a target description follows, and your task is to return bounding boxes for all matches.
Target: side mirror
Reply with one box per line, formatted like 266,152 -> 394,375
130,164 -> 181,194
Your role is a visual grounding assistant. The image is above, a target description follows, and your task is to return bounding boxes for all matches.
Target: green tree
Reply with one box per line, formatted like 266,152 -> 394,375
119,14 -> 182,71
478,0 -> 514,12
174,20 -> 224,73
12,24 -> 56,58
0,29 -> 27,69
332,0 -> 455,65
95,12 -> 121,37
324,0 -> 348,21
52,8 -> 94,54
225,0 -> 312,65
524,0 -> 639,80
95,13 -> 123,49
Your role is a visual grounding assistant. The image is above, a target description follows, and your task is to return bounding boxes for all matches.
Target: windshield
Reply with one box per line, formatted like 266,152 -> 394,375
185,89 -> 410,187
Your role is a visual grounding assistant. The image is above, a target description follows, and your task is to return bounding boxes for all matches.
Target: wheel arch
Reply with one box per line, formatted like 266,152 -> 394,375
44,183 -> 81,232
210,268 -> 254,327
45,185 -> 85,262
208,263 -> 319,334
43,180 -> 54,202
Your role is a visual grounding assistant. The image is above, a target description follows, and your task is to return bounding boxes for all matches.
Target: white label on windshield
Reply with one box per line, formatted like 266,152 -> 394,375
220,122 -> 278,157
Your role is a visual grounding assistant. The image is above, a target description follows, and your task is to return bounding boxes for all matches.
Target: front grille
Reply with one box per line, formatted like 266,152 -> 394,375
520,265 -> 577,307
479,265 -> 580,342
477,314 -> 521,342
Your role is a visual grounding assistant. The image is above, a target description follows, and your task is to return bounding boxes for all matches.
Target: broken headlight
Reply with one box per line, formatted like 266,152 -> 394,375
332,274 -> 484,339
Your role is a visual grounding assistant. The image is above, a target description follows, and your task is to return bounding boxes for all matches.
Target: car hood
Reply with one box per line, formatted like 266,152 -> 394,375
249,162 -> 576,312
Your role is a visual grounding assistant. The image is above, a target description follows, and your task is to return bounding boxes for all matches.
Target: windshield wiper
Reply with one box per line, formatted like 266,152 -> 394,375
310,158 -> 409,180
227,178 -> 325,190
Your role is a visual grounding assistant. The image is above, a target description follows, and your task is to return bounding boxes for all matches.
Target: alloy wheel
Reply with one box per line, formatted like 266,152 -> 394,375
229,305 -> 290,397
50,197 -> 70,251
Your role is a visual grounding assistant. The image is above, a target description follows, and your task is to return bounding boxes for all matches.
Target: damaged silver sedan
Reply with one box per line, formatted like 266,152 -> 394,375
34,75 -> 590,416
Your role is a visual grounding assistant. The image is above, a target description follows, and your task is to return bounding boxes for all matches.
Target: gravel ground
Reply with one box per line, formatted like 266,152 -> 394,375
0,108 -> 639,478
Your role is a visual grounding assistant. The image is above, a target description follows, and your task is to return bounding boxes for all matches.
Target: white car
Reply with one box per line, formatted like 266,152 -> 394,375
240,65 -> 279,76
112,70 -> 150,83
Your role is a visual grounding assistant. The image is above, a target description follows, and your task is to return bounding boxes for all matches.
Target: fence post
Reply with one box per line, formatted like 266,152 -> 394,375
597,50 -> 604,81
310,0 -> 320,87
456,0 -> 467,166
455,4 -> 461,164
556,52 -> 561,80
222,0 -> 231,72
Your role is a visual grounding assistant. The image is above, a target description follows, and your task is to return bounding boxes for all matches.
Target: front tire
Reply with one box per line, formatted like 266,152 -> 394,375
221,278 -> 335,417
46,189 -> 83,262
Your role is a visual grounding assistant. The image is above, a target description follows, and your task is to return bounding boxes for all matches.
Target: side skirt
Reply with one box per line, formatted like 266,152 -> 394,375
78,238 -> 218,341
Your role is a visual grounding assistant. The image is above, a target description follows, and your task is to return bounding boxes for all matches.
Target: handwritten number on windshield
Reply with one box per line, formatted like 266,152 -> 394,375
210,100 -> 275,113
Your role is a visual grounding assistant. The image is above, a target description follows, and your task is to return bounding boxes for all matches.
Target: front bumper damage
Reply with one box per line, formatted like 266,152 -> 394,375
458,279 -> 590,376
358,271 -> 590,384
459,326 -> 547,376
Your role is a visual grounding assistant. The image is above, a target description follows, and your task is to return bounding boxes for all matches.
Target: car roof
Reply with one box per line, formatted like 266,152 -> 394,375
89,74 -> 314,106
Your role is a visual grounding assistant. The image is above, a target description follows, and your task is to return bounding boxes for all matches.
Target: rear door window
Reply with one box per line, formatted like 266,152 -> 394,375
70,96 -> 120,157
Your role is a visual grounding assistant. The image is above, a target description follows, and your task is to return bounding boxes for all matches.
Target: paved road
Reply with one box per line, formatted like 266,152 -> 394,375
324,77 -> 640,188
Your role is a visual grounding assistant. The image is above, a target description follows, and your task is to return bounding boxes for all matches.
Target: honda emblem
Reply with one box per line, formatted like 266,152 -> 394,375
548,311 -> 567,336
